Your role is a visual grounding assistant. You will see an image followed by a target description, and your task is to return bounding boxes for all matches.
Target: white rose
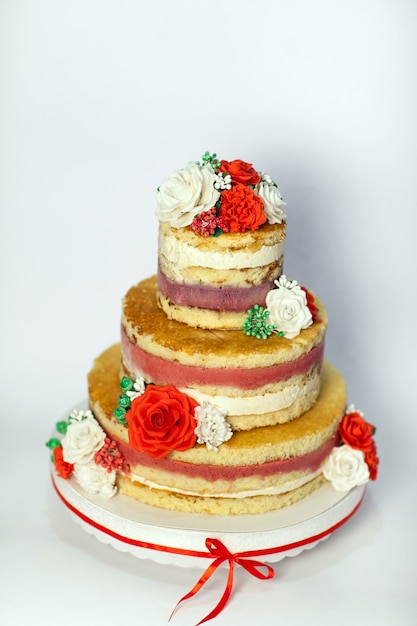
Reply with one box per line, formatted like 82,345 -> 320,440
265,276 -> 312,339
194,402 -> 233,452
156,162 -> 220,228
62,415 -> 106,465
254,181 -> 286,224
323,445 -> 370,491
73,461 -> 117,498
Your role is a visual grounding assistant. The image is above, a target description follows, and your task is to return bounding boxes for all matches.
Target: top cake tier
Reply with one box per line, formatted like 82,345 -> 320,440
155,153 -> 287,330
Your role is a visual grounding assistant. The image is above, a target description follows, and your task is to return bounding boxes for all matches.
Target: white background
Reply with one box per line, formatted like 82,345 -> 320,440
1,1 -> 416,624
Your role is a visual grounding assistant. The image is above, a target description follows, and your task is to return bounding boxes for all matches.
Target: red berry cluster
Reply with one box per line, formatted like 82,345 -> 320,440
190,208 -> 229,237
94,437 -> 129,473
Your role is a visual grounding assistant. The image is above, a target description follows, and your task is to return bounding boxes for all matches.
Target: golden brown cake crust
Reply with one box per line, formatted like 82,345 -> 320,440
88,345 -> 345,515
88,344 -> 346,465
122,276 -> 328,368
159,219 -> 286,252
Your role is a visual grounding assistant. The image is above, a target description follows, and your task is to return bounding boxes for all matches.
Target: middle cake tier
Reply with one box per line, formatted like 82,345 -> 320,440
121,276 -> 328,430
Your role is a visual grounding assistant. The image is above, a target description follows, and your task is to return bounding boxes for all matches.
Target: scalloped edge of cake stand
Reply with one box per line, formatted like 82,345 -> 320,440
51,469 -> 365,569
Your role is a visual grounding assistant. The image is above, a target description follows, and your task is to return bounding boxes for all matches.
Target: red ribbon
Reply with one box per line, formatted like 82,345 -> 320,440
52,477 -> 364,624
169,537 -> 275,625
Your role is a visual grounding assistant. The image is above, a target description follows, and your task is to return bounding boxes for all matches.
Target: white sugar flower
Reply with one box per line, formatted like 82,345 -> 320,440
126,377 -> 146,401
73,461 -> 117,498
62,414 -> 106,465
323,445 -> 370,491
254,180 -> 286,224
156,162 -> 220,228
265,275 -> 312,339
68,409 -> 94,423
275,275 -> 299,290
214,172 -> 232,191
345,404 -> 364,417
194,402 -> 233,452
259,171 -> 274,185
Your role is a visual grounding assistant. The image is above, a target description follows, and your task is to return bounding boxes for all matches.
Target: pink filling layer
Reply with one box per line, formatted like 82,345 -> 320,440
113,431 -> 339,482
158,266 -> 277,312
121,327 -> 324,389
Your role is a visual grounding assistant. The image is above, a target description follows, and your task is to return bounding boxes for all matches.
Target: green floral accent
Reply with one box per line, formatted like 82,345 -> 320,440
113,377 -> 136,424
113,376 -> 149,424
114,406 -> 127,424
118,394 -> 131,409
56,421 -> 68,434
196,151 -> 220,172
46,437 -> 62,450
243,305 -> 282,339
120,377 -> 133,392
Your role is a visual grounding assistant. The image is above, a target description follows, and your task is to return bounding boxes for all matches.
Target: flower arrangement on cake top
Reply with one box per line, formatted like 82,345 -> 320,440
156,151 -> 286,234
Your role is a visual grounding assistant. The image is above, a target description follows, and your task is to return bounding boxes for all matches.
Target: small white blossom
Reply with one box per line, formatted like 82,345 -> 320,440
274,275 -> 299,290
68,409 -> 94,423
214,172 -> 232,191
259,171 -> 275,185
126,377 -> 146,401
345,404 -> 364,417
73,461 -> 117,498
194,402 -> 233,452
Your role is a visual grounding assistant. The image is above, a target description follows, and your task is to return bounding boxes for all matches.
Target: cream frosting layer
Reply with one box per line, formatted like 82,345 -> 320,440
121,326 -> 325,390
127,468 -> 323,499
178,372 -> 320,416
158,228 -> 284,270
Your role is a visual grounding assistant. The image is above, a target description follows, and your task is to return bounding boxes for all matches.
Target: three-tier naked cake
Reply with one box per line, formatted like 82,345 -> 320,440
47,152 -> 379,516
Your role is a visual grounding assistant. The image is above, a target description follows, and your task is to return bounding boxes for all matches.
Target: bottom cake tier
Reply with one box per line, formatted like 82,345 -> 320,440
88,344 -> 346,515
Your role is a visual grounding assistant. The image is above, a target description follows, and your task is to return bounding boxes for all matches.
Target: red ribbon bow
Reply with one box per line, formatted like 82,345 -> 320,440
52,477 -> 365,624
169,537 -> 275,625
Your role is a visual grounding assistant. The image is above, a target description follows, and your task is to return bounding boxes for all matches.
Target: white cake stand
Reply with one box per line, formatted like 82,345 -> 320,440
51,470 -> 365,568
51,469 -> 365,623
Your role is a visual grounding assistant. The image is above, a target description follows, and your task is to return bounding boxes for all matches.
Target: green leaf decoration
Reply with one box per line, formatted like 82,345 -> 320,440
242,305 -> 278,339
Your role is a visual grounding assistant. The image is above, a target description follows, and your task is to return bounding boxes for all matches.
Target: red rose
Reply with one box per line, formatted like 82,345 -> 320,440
126,385 -> 198,459
53,446 -> 74,479
339,411 -> 375,452
218,159 -> 261,185
301,286 -> 320,323
219,184 -> 267,233
364,441 -> 379,480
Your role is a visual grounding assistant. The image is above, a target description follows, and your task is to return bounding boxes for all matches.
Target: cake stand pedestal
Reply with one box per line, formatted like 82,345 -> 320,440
51,471 -> 364,623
